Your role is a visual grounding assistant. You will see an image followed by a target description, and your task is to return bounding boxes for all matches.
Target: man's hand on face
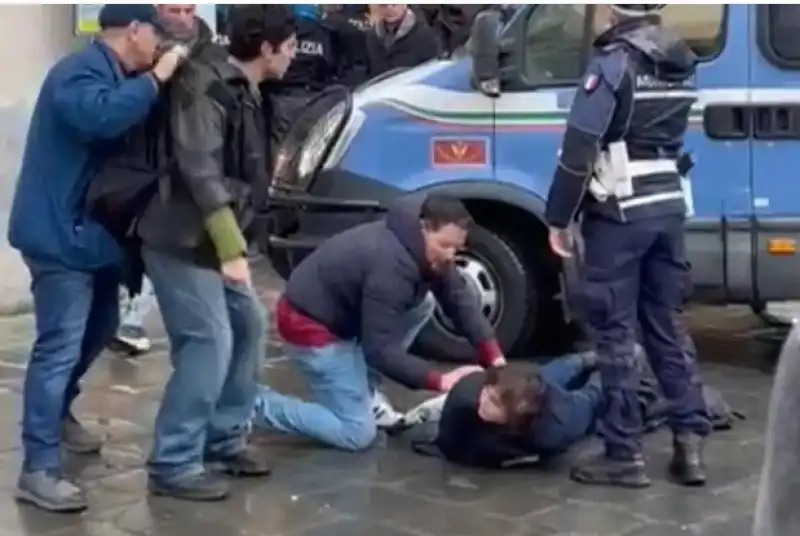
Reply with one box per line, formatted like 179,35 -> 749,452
151,44 -> 189,83
439,365 -> 484,392
221,257 -> 252,287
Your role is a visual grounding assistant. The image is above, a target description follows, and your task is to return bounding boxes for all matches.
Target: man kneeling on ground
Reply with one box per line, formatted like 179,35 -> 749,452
252,195 -> 506,450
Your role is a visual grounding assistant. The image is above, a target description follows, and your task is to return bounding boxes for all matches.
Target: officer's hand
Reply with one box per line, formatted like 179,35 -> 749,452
439,366 -> 484,392
222,257 -> 252,288
151,44 -> 190,83
548,227 -> 573,258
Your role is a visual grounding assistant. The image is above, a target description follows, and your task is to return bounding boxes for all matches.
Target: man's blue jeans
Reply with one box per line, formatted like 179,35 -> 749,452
22,257 -> 120,472
253,294 -> 436,451
143,249 -> 267,483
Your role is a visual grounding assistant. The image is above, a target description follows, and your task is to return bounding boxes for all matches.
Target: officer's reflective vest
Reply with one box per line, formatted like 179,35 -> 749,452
590,25 -> 695,223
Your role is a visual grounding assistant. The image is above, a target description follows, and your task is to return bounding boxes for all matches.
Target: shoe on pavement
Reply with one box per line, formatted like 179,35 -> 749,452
372,390 -> 404,429
148,470 -> 230,502
113,325 -> 152,355
15,471 -> 88,513
62,415 -> 103,455
206,448 -> 273,478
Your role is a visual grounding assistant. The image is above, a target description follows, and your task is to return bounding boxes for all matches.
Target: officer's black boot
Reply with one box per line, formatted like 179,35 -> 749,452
570,453 -> 651,489
668,433 -> 706,487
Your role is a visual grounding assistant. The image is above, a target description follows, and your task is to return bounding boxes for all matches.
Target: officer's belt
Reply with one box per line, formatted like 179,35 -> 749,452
628,159 -> 678,177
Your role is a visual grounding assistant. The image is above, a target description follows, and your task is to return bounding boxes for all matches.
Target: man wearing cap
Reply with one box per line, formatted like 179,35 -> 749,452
545,4 -> 710,489
8,4 -> 187,513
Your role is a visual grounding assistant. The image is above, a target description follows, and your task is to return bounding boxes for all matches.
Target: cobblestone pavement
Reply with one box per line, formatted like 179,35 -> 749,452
0,268 -> 775,536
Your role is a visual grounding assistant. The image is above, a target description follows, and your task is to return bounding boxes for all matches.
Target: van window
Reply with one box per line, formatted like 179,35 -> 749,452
658,5 -> 726,60
521,5 -> 725,86
522,5 -> 588,85
760,5 -> 800,67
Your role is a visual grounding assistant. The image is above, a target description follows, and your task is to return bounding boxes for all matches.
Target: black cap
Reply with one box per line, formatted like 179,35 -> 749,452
97,4 -> 167,34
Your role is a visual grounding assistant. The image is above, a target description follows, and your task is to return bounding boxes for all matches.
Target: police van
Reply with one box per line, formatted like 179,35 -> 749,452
263,4 -> 800,361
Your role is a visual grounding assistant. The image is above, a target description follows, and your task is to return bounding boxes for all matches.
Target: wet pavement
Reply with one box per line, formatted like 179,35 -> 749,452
0,267 -> 775,536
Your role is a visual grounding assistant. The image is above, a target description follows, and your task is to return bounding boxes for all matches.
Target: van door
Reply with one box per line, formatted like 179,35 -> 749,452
748,5 -> 800,301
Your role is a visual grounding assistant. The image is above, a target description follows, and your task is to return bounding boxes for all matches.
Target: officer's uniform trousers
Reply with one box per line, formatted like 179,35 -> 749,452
580,212 -> 710,457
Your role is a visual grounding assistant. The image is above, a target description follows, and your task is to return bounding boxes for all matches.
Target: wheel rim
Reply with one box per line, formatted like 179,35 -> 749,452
434,253 -> 503,336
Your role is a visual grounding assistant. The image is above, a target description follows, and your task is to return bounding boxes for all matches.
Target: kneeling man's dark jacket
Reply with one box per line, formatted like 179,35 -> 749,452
281,197 -> 501,390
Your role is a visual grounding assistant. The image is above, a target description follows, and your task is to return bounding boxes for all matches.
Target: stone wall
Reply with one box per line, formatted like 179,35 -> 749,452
0,6 -> 76,313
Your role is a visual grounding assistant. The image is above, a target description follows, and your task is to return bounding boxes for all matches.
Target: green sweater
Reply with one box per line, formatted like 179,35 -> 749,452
204,206 -> 247,262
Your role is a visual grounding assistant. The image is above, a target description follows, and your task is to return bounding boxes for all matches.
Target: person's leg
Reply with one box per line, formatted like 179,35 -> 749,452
17,259 -> 100,512
253,340 -> 376,451
570,217 -> 650,489
114,277 -> 156,354
205,280 -> 271,476
143,249 -> 232,501
538,352 -> 594,389
638,216 -> 711,486
61,265 -> 120,454
371,294 -> 435,428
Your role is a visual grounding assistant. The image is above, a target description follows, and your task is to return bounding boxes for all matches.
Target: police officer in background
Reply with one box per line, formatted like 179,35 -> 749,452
545,4 -> 711,489
262,4 -> 335,147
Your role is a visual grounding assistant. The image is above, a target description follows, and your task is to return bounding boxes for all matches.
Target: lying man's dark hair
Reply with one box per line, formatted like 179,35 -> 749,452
227,5 -> 297,62
485,366 -> 545,431
420,195 -> 473,231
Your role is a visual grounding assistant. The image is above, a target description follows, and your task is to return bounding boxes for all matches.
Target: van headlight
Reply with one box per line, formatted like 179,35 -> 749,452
297,102 -> 347,179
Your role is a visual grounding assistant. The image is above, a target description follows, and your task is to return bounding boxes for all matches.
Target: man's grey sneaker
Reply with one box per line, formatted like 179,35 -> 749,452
148,470 -> 230,502
62,415 -> 103,455
113,325 -> 152,355
372,391 -> 404,429
15,471 -> 88,513
206,448 -> 273,478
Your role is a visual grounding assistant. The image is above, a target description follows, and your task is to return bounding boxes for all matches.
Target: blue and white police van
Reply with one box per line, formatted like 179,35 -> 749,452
262,4 -> 800,361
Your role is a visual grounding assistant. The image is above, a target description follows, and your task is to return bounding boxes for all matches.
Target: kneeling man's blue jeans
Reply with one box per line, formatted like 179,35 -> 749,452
253,294 -> 436,451
22,258 -> 120,473
143,249 -> 267,483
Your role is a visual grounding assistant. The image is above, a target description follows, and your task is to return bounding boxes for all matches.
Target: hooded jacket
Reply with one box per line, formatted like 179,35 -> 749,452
279,196 -> 501,391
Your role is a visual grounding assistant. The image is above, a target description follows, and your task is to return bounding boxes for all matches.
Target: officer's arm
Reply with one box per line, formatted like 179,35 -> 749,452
544,68 -> 620,229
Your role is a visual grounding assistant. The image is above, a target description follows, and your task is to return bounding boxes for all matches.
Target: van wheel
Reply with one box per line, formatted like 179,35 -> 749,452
413,225 -> 534,362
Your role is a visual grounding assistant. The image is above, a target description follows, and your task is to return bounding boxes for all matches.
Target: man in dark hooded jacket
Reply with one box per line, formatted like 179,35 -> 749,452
253,195 -> 506,451
366,4 -> 439,78
324,4 -> 372,87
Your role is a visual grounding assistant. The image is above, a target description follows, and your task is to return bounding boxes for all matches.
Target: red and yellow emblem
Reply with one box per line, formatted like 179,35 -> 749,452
431,138 -> 489,167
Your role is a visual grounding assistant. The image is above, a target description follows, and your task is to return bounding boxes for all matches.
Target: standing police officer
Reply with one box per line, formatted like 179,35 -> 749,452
545,4 -> 711,489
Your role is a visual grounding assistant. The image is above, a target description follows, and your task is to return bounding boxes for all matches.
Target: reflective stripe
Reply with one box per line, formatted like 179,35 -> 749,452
634,90 -> 697,101
628,159 -> 678,177
619,190 -> 685,210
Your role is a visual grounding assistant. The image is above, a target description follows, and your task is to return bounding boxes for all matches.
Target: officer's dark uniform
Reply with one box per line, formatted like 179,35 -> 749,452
544,5 -> 711,489
262,5 -> 336,148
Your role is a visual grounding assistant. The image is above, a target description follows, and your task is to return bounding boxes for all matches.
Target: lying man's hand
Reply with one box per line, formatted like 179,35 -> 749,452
490,355 -> 507,368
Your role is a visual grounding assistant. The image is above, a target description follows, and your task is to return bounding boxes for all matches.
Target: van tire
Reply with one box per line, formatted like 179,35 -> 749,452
413,225 -> 534,362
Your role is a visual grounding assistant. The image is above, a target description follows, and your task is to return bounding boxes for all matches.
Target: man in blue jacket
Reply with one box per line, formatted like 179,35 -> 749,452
7,4 -> 187,513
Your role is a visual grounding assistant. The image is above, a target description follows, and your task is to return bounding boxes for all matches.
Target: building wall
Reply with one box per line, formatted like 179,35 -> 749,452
0,6 -> 76,313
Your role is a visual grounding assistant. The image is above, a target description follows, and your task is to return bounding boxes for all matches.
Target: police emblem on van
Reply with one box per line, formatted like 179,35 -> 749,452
431,138 -> 489,167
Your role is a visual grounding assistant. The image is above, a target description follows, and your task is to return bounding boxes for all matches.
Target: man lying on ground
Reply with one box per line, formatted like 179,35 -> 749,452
400,350 -> 741,470
251,195 -> 506,450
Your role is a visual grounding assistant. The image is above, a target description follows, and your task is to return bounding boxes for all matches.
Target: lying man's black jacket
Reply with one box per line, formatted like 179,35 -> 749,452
284,197 -> 499,390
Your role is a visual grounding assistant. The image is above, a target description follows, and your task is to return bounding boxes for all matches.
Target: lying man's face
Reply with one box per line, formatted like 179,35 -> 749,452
477,367 -> 543,428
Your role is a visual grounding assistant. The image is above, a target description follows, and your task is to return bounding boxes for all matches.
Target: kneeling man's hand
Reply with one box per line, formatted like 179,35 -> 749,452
222,257 -> 252,287
440,366 -> 484,392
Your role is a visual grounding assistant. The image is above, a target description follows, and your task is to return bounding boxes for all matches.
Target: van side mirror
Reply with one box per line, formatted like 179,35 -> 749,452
469,10 -> 502,98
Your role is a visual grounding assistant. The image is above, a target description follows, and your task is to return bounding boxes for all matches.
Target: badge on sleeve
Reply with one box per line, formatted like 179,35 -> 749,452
583,73 -> 599,94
